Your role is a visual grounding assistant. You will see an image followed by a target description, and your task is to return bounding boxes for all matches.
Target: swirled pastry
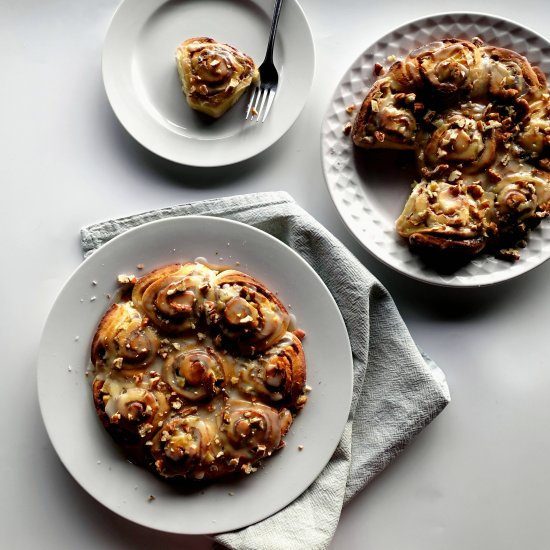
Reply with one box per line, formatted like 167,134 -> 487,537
132,262 -> 217,333
91,302 -> 159,371
391,38 -> 484,100
351,78 -> 418,149
351,37 -> 550,263
207,269 -> 290,355
396,180 -> 493,256
416,103 -> 498,175
176,37 -> 259,118
234,332 -> 307,409
517,95 -> 550,166
89,261 -> 307,482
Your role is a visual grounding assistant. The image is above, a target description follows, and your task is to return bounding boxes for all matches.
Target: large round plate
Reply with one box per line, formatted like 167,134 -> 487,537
322,13 -> 550,287
103,0 -> 315,167
37,216 -> 352,534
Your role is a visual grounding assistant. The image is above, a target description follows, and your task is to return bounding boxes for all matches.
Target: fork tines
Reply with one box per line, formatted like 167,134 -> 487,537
246,85 -> 276,122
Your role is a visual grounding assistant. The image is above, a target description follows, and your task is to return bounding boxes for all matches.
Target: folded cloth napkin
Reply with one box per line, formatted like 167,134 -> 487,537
81,191 -> 450,550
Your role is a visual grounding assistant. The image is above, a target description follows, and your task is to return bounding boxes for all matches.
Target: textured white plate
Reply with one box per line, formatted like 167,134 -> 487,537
37,216 -> 352,534
322,13 -> 550,287
103,0 -> 314,167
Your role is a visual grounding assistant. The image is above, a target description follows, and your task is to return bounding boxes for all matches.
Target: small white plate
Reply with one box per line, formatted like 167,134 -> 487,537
102,0 -> 315,167
322,13 -> 550,287
37,216 -> 353,534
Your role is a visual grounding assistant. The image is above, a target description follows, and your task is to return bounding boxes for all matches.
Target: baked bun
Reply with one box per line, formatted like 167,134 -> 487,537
351,37 -> 550,262
176,37 -> 259,118
207,269 -> 290,355
89,262 -> 307,482
395,180 -> 492,256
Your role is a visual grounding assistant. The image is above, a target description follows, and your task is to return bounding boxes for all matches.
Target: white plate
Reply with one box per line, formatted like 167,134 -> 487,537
322,13 -> 550,287
37,216 -> 352,534
102,0 -> 315,167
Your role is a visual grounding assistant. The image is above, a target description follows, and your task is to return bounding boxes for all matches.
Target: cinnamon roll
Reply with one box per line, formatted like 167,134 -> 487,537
351,37 -> 550,263
162,344 -> 226,402
92,376 -> 170,447
481,45 -> 547,103
220,399 -> 293,464
151,412 -> 220,479
207,269 -> 290,355
492,171 -> 550,223
417,103 -> 498,175
396,179 -> 492,256
391,39 -> 483,100
517,96 -> 550,162
132,262 -> 216,334
176,37 -> 259,118
352,78 -> 418,149
91,302 -> 159,371
235,332 -> 307,408
89,260 -> 307,483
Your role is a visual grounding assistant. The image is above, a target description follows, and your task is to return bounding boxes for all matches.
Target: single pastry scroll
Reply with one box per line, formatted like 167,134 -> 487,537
176,37 -> 259,118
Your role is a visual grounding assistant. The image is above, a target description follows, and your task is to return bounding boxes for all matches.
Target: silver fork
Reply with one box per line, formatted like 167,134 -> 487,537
246,0 -> 285,122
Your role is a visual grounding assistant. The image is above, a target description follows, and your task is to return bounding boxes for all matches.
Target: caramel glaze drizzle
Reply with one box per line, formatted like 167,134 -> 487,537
352,38 -> 550,261
90,262 -> 308,481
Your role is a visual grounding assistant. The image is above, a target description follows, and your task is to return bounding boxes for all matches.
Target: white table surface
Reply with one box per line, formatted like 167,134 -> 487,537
3,0 -> 550,548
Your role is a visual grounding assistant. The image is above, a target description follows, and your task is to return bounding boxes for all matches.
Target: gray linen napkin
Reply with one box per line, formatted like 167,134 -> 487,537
81,191 -> 450,550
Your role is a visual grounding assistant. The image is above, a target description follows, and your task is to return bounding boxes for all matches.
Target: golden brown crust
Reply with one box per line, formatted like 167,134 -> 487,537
208,269 -> 290,355
352,78 -> 417,150
235,332 -> 307,409
417,103 -> 498,175
395,180 -> 493,255
517,95 -> 550,163
89,262 -> 307,482
162,344 -> 226,402
352,37 -> 550,261
481,45 -> 547,102
90,302 -> 159,371
131,262 -> 217,334
402,38 -> 483,99
175,37 -> 259,118
92,376 -> 170,449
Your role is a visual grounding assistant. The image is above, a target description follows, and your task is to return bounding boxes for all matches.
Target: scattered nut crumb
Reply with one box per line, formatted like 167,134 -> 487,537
117,274 -> 137,285
487,168 -> 502,183
373,63 -> 385,76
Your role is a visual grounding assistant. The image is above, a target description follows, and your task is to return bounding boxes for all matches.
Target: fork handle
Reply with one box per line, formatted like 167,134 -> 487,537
264,0 -> 285,63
